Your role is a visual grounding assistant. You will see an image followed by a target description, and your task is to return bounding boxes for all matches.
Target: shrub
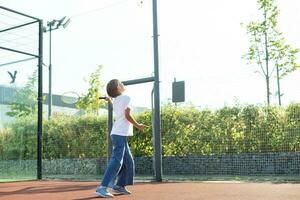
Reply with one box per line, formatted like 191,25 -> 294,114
1,103 -> 300,160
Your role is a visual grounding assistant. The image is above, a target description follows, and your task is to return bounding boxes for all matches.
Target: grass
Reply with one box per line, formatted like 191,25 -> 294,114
0,168 -> 36,183
0,175 -> 36,183
162,175 -> 300,183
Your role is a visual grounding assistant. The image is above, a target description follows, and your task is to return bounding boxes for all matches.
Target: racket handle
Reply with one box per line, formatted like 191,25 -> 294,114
99,97 -> 107,100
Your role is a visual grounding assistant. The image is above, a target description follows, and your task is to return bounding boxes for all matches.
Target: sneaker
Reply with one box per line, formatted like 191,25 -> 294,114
95,186 -> 114,198
112,185 -> 131,195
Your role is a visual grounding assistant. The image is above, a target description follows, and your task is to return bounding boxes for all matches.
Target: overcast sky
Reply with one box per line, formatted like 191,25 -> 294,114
0,0 -> 300,108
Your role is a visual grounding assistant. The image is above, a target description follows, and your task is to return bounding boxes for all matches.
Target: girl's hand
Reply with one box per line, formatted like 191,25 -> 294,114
100,96 -> 112,104
136,123 -> 147,131
105,97 -> 112,102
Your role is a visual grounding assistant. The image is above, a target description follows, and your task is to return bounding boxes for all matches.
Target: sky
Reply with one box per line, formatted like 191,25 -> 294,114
0,0 -> 300,109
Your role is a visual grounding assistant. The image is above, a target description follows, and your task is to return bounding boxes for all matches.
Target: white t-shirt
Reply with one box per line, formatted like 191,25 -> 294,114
111,94 -> 133,136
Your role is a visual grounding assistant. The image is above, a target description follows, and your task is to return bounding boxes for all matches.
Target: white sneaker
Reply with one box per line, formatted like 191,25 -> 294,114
95,186 -> 114,198
112,185 -> 131,195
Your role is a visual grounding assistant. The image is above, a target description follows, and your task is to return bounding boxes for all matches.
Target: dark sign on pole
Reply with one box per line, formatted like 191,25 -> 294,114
172,81 -> 185,103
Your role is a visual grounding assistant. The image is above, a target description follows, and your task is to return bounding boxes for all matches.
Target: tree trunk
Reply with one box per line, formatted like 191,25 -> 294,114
276,64 -> 282,106
264,7 -> 270,105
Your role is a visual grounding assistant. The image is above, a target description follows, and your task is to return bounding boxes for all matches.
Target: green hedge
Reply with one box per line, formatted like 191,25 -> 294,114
0,103 -> 300,160
0,115 -> 37,160
43,114 -> 108,159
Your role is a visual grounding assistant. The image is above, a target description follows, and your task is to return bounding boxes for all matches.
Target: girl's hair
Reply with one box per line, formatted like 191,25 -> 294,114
106,79 -> 121,98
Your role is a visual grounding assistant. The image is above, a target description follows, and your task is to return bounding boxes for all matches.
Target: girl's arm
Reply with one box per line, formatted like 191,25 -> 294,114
125,107 -> 146,130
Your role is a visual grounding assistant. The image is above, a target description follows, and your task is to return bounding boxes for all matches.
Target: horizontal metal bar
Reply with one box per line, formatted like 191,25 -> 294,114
0,57 -> 36,67
0,20 -> 38,33
122,76 -> 155,86
0,46 -> 39,58
0,6 -> 40,20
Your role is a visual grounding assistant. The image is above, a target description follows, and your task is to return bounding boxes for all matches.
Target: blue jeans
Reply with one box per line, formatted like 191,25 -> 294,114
101,135 -> 134,187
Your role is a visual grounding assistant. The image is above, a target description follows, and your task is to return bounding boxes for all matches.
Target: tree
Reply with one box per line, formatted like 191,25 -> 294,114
272,38 -> 299,105
76,65 -> 106,114
242,0 -> 299,105
6,70 -> 38,117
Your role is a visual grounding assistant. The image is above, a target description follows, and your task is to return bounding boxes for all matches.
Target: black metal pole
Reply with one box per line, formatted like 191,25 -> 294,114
37,19 -> 43,180
48,25 -> 52,119
152,0 -> 162,182
107,103 -> 113,160
122,77 -> 154,86
151,85 -> 156,179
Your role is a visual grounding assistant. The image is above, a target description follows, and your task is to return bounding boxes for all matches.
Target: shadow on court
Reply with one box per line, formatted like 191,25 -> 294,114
1,180 -> 300,200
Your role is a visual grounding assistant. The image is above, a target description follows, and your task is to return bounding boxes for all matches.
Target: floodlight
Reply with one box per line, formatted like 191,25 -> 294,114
55,16 -> 66,29
62,18 -> 70,28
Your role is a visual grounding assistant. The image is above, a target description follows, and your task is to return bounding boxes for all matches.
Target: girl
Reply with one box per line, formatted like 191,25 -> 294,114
96,79 -> 146,198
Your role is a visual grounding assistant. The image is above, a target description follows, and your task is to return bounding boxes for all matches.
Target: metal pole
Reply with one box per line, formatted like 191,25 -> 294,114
48,25 -> 52,119
122,77 -> 155,86
151,85 -> 156,179
152,0 -> 162,182
45,18 -> 69,119
37,19 -> 43,180
107,103 -> 113,160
